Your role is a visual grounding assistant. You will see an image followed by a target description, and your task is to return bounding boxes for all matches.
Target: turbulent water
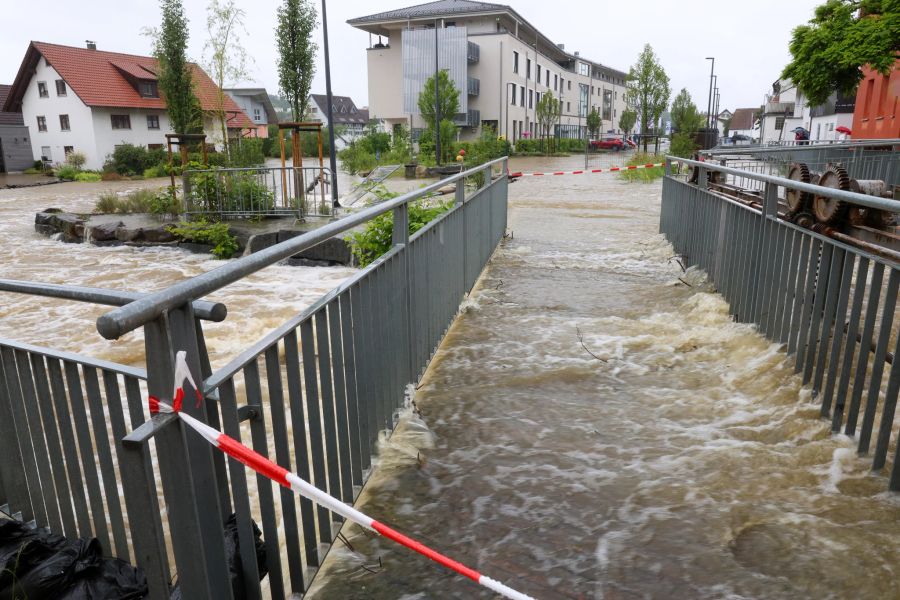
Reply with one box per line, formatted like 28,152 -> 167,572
306,155 -> 900,599
4,157 -> 900,599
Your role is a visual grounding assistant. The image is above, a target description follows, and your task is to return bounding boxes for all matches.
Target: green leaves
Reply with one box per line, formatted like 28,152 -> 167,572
782,0 -> 900,106
167,219 -> 239,259
276,0 -> 318,121
153,0 -> 203,135
670,88 -> 704,135
625,44 -> 671,147
349,199 -> 452,267
418,70 -> 461,128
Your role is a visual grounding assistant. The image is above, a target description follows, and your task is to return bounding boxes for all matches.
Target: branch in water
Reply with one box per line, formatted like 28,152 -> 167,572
576,326 -> 607,362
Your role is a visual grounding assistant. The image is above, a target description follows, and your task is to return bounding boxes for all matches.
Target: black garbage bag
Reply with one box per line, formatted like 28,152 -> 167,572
0,518 -> 147,600
169,512 -> 267,600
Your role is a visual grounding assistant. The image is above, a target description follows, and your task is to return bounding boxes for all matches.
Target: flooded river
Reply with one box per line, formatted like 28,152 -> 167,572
3,156 -> 900,599
307,155 -> 900,599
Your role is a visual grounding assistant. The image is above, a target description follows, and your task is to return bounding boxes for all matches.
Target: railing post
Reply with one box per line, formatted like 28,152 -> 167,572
393,203 -> 415,384
665,157 -> 672,176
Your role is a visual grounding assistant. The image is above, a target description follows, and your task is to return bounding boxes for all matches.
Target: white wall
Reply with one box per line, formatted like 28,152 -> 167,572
227,93 -> 268,126
810,113 -> 853,141
367,43 -> 404,122
90,107 -> 171,168
21,60 -> 96,165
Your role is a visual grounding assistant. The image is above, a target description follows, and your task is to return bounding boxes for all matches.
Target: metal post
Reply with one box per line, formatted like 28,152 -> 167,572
705,57 -> 715,129
434,19 -> 441,165
321,0 -> 339,207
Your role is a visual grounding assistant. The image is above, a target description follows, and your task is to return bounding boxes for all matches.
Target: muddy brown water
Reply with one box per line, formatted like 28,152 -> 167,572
3,156 -> 900,599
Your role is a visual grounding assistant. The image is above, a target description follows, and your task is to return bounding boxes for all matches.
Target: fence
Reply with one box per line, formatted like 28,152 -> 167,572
660,156 -> 900,491
183,165 -> 335,220
0,157 -> 509,599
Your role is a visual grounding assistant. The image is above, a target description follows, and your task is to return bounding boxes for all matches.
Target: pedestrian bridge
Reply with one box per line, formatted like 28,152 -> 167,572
2,149 -> 900,599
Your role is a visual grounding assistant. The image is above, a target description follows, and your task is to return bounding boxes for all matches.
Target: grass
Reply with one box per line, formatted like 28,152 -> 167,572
619,152 -> 666,182
93,188 -> 180,216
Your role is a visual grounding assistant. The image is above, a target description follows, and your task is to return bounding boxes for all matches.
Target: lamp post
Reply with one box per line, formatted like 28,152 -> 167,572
705,57 -> 715,129
321,0 -> 339,207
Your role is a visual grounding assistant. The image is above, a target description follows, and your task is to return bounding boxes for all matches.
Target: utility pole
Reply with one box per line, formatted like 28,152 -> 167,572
321,0 -> 339,207
434,20 -> 441,165
705,57 -> 715,130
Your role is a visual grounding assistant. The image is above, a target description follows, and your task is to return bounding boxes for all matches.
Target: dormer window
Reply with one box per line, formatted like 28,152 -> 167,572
139,81 -> 159,98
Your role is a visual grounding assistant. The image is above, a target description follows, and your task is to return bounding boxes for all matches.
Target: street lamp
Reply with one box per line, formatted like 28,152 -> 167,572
705,57 -> 715,130
321,0 -> 339,207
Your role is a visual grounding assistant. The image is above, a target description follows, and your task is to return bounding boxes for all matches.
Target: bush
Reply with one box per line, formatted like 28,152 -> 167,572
228,138 -> 266,168
143,165 -> 168,178
65,151 -> 87,169
74,172 -> 102,182
670,132 -> 698,159
101,172 -> 123,181
338,143 -> 378,175
95,193 -> 120,213
55,164 -> 78,180
104,144 -> 151,176
619,152 -> 666,182
167,220 -> 239,259
93,188 -> 178,214
349,196 -> 452,267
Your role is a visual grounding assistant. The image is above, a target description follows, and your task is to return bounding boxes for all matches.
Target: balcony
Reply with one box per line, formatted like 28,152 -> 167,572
452,109 -> 481,128
467,77 -> 480,96
467,41 -> 479,63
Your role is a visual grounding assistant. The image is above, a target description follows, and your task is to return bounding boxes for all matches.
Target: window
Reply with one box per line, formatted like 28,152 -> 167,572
146,115 -> 160,129
56,80 -> 66,96
529,89 -> 533,109
520,85 -> 525,107
513,51 -> 519,74
148,143 -> 164,150
37,81 -> 48,98
536,64 -> 541,82
775,116 -> 785,130
567,102 -> 571,112
526,58 -> 531,79
41,146 -> 51,161
445,21 -> 456,27
536,92 -> 541,106
579,62 -> 589,76
615,91 -> 618,100
554,74 -> 558,91
568,80 -> 572,91
139,81 -> 158,98
111,114 -> 131,129
59,114 -> 70,131
509,83 -> 516,105
64,146 -> 74,156
253,108 -> 261,122
36,116 -> 47,132
546,70 -> 549,87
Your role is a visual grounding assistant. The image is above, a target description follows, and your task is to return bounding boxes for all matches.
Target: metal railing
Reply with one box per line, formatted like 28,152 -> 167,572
0,157 -> 509,599
660,156 -> 900,491
467,40 -> 479,63
467,76 -> 480,96
183,165 -> 336,220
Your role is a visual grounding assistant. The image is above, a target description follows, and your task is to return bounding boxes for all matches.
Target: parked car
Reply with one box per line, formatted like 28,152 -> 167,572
590,137 -> 626,151
723,134 -> 753,146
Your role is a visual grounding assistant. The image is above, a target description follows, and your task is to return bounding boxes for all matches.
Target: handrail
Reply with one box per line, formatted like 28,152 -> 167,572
666,156 -> 900,213
706,138 -> 900,155
0,279 -> 227,322
0,337 -> 147,379
96,157 -> 507,340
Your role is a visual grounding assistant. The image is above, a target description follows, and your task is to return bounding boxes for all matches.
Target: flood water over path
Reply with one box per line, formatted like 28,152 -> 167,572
308,156 -> 900,599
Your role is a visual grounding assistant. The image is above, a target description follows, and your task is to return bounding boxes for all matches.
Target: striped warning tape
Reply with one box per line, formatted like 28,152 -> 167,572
509,162 -> 665,178
155,351 -> 535,600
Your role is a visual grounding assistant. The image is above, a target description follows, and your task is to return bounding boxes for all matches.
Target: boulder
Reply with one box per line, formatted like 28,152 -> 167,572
415,165 -> 429,179
115,227 -> 140,242
90,221 -> 125,242
243,232 -> 279,256
34,211 -> 85,243
139,226 -> 177,243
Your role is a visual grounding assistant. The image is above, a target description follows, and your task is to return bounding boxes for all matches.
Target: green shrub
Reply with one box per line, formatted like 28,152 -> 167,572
349,197 -> 452,267
65,151 -> 87,169
338,143 -> 378,175
23,167 -> 43,175
55,164 -> 78,180
167,220 -> 239,259
670,132 -> 698,159
74,172 -> 102,182
104,144 -> 150,175
95,193 -> 120,213
93,188 -> 175,214
228,138 -> 266,167
143,165 -> 168,178
150,187 -> 181,217
620,152 -> 666,182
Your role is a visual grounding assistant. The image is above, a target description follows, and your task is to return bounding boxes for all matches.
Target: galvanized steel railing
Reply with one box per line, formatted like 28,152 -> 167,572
0,157 -> 508,599
660,156 -> 900,490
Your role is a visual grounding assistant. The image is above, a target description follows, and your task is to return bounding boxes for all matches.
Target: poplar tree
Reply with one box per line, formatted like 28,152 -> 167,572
205,0 -> 250,153
152,0 -> 203,134
625,44 -> 671,151
276,0 -> 318,121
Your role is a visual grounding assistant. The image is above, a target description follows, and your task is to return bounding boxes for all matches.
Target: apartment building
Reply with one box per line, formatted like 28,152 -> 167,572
348,0 -> 628,143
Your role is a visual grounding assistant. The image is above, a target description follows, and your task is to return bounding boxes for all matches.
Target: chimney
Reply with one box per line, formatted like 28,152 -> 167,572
86,40 -> 97,50
574,51 -> 580,57
557,44 -> 565,50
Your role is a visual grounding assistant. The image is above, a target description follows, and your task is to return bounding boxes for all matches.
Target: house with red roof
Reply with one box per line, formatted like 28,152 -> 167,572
2,41 -> 254,170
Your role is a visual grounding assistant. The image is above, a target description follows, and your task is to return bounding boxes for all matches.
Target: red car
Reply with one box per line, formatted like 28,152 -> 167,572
589,138 -> 626,151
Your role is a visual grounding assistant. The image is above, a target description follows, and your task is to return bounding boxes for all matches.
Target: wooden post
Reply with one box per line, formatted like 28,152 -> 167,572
279,128 -> 287,207
167,137 -> 175,197
292,127 -> 303,213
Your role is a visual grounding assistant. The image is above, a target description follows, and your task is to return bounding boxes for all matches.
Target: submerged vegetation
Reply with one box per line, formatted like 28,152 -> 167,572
619,152 -> 666,182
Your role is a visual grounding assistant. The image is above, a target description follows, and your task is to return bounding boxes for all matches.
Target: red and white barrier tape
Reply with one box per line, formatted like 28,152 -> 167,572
154,352 -> 535,600
509,162 -> 664,178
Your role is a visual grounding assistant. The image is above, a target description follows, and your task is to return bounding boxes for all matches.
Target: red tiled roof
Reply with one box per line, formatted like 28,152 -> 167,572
0,84 -> 24,126
729,108 -> 757,131
4,42 -> 252,128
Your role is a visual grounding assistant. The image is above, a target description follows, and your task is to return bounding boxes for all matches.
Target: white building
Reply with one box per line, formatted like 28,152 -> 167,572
347,0 -> 628,144
224,88 -> 278,138
3,41 -> 253,170
727,107 -> 758,140
758,79 -> 810,144
307,94 -> 370,149
808,91 -> 855,141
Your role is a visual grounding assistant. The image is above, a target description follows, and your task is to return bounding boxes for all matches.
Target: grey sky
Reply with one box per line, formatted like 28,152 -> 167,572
1,0 -> 822,112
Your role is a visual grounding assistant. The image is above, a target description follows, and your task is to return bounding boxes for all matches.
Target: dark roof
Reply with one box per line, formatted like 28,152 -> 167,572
348,0 -> 506,23
224,88 -> 279,123
310,94 -> 369,125
0,85 -> 24,126
4,42 -> 252,128
730,108 -> 757,130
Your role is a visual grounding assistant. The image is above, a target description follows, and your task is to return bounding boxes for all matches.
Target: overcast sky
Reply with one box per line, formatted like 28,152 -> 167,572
1,0 -> 823,112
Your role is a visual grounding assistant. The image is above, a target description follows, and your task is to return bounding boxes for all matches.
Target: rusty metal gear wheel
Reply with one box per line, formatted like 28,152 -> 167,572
793,212 -> 816,229
813,164 -> 851,225
785,162 -> 811,215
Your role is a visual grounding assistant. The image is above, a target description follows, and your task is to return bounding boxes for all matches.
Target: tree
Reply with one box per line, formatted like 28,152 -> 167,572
417,70 -> 460,128
276,0 -> 318,121
782,0 -> 899,107
619,109 -> 637,136
625,44 -> 671,151
586,107 -> 601,139
150,0 -> 203,135
536,91 -> 560,153
205,0 -> 250,154
670,88 -> 704,134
